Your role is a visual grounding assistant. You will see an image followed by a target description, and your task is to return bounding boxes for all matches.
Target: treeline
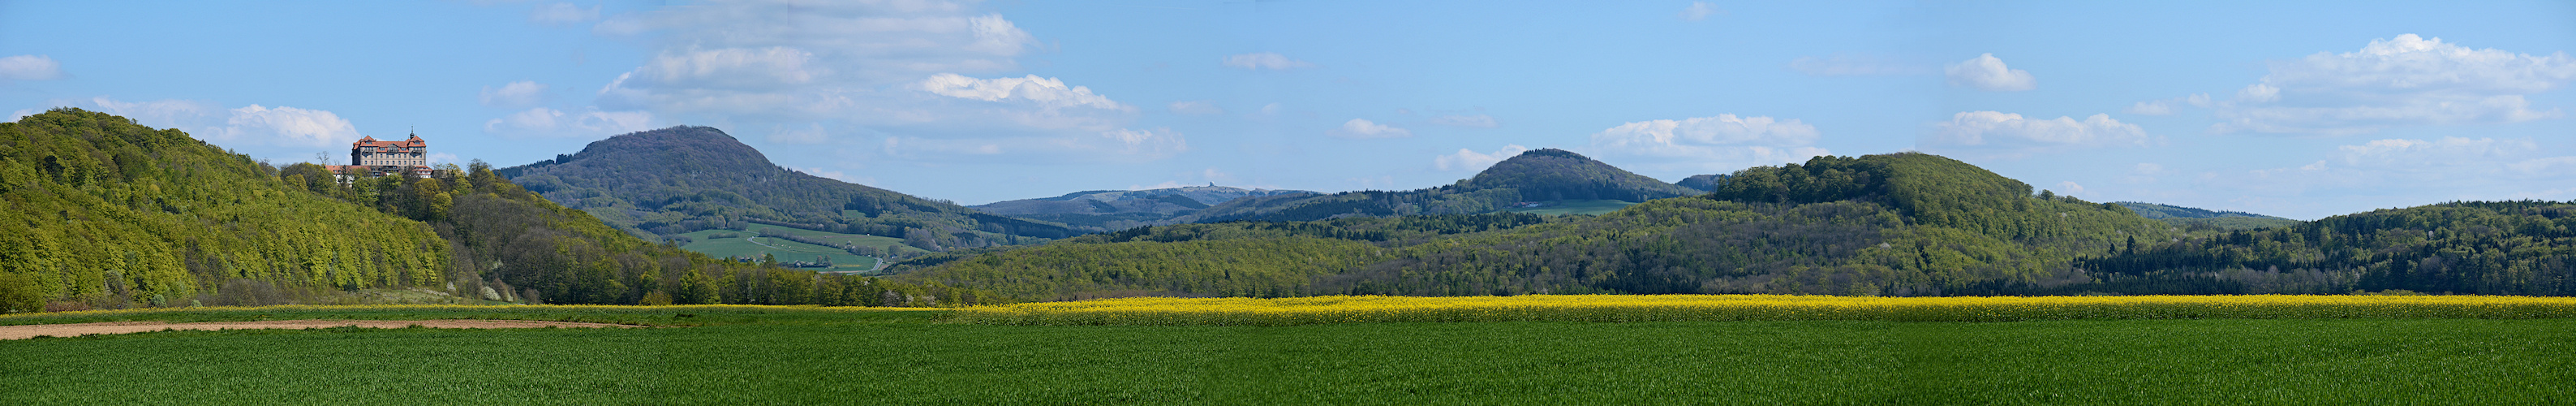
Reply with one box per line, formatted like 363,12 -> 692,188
2074,201 -> 2576,295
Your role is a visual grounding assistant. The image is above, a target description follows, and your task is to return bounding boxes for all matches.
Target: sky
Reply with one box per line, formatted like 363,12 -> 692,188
3,1 -> 2573,219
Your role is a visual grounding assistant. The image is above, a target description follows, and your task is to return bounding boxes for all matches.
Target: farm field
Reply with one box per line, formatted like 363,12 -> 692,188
1504,199 -> 1637,216
673,227 -> 889,270
4,301 -> 2573,404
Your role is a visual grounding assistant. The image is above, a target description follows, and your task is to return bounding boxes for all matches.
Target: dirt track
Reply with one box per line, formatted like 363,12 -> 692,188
0,319 -> 641,339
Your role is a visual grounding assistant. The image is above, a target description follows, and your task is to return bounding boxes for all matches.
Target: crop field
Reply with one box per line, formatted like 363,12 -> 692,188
674,229 -> 879,270
951,294 -> 2576,326
1505,199 -> 1637,216
5,299 -> 2573,404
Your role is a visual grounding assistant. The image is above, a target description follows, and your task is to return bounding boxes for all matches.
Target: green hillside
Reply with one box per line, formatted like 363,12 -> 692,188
1172,149 -> 1700,223
498,126 -> 1078,251
2080,200 -> 2576,295
2114,201 -> 2299,231
0,109 -> 448,312
0,110 -> 994,313
970,185 -> 1317,231
898,153 -> 2191,300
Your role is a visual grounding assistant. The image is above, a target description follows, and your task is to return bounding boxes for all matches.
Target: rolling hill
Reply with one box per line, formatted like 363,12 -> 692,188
497,126 -> 1080,252
1168,149 -> 1702,223
895,152 -> 2197,300
970,185 -> 1316,231
2114,201 -> 2299,231
0,110 -> 991,312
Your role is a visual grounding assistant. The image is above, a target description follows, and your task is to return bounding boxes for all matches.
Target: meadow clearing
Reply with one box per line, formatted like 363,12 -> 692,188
2,296 -> 2570,404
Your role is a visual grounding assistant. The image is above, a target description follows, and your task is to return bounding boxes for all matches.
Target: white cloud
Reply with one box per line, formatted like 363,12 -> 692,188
7,109 -> 35,122
2189,136 -> 2576,218
1789,54 -> 1929,76
1168,100 -> 1223,115
1945,54 -> 2036,92
481,107 -> 656,138
1925,111 -> 2148,153
2127,100 -> 2174,115
2509,156 -> 2576,175
1435,145 -> 1529,171
428,153 -> 462,166
2052,181 -> 2085,195
916,73 -> 1124,110
1329,119 -> 1412,139
221,105 -> 363,147
84,97 -> 363,149
1587,114 -> 1828,173
879,126 -> 1186,163
1222,52 -> 1314,70
768,123 -> 829,145
1429,114 -> 1498,128
531,2 -> 600,25
479,80 -> 550,108
639,46 -> 820,90
2214,34 -> 2576,135
582,1 -> 1189,164
1679,2 -> 1719,21
87,97 -> 220,128
2334,137 -> 2532,169
0,54 -> 64,80
2235,84 -> 2280,103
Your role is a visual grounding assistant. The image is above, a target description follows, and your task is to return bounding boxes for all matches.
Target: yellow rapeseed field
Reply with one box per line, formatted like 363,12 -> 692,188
946,295 -> 2576,326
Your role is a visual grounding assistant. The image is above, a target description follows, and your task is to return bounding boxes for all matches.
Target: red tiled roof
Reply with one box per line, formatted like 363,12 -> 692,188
352,134 -> 425,148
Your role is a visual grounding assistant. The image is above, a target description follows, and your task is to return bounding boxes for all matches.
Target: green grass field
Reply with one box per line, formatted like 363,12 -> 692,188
4,305 -> 2570,404
674,226 -> 916,270
1505,199 -> 1638,216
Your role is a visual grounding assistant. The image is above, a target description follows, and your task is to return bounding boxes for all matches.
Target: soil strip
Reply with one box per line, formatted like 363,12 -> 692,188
0,319 -> 643,339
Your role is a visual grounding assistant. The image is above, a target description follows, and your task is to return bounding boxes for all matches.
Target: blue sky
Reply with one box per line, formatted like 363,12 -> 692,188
4,1 -> 2573,219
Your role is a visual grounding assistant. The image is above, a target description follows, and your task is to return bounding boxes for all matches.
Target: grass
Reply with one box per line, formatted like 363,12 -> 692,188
675,229 -> 882,270
1505,199 -> 1637,216
3,304 -> 2571,404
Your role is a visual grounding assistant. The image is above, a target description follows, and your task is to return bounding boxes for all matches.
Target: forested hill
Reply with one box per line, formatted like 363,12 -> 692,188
970,185 -> 1317,231
2081,201 -> 2576,296
0,109 -> 448,312
2114,201 -> 2299,231
1172,149 -> 1698,223
1457,149 -> 1700,201
497,126 -> 1078,250
0,110 -> 993,313
897,152 -> 2197,300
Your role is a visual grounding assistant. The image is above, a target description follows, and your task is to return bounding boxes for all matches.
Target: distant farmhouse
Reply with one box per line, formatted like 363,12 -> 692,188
326,132 -> 435,180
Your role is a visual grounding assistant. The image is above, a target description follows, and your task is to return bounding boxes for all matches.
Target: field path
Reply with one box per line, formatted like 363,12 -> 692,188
0,319 -> 642,339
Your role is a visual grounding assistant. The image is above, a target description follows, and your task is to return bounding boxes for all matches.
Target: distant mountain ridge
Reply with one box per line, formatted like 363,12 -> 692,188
2114,201 -> 2298,231
498,126 -> 1078,251
2114,201 -> 2289,220
896,152 -> 2196,300
971,185 -> 1316,231
1169,149 -> 1701,223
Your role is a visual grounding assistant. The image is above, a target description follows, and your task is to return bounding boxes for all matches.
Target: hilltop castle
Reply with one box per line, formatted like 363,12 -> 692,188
329,132 -> 434,179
